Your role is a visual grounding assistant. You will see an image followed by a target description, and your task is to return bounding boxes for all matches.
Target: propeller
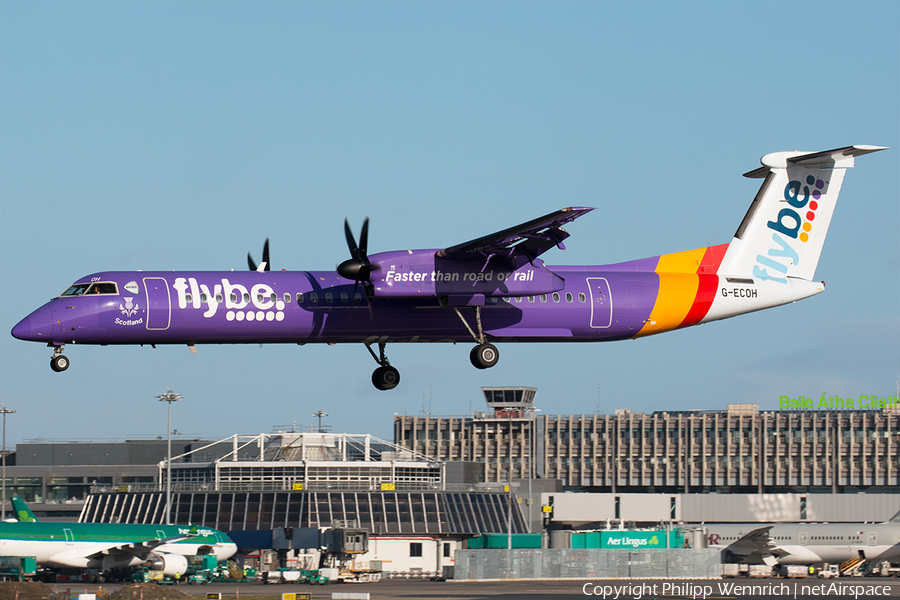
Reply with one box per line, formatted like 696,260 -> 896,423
338,218 -> 375,298
248,238 -> 270,272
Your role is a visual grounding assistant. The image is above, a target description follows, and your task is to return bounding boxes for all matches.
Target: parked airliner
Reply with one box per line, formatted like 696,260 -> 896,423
706,509 -> 900,566
0,498 -> 236,577
11,146 -> 886,389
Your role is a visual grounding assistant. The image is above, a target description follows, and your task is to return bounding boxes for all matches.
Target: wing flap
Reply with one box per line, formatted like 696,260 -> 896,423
437,207 -> 594,263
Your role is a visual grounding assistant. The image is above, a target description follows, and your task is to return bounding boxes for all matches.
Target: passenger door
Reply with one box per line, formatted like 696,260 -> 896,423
143,277 -> 171,331
586,277 -> 612,329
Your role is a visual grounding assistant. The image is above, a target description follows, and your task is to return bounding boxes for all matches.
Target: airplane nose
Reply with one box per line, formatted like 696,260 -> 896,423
11,305 -> 54,341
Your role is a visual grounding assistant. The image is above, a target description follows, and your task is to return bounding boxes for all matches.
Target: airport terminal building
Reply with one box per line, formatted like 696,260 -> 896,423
3,388 -> 899,576
394,389 -> 900,494
5,388 -> 898,533
78,432 -> 525,535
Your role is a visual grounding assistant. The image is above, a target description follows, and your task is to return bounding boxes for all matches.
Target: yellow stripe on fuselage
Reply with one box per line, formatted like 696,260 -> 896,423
635,248 -> 706,337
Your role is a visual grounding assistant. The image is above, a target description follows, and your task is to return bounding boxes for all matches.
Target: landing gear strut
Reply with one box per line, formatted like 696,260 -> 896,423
49,345 -> 69,372
366,342 -> 400,391
452,306 -> 501,370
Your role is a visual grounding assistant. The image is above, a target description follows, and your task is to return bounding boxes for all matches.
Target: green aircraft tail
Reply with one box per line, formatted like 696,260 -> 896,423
10,497 -> 37,522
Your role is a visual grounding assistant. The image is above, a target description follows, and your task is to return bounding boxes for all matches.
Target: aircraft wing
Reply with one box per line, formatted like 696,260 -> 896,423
436,207 -> 594,264
723,526 -> 784,565
51,527 -> 199,564
99,529 -> 197,559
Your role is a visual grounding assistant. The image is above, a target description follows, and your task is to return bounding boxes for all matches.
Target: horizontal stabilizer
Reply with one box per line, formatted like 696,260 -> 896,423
743,145 -> 888,178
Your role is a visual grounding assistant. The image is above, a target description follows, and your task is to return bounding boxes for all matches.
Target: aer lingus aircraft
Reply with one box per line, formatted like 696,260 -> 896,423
11,145 -> 886,390
0,497 -> 236,577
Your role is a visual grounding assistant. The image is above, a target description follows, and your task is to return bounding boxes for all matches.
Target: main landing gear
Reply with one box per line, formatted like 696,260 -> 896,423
366,342 -> 400,391
49,345 -> 69,372
364,304 -> 501,390
470,342 -> 499,369
452,306 -> 501,370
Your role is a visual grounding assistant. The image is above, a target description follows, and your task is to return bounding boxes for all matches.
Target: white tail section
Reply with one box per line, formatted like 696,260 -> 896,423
719,145 -> 887,282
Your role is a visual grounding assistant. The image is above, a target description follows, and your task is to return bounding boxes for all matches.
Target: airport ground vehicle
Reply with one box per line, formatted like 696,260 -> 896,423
185,554 -> 217,584
131,567 -> 174,584
818,564 -> 840,579
0,556 -> 36,581
780,565 -> 810,578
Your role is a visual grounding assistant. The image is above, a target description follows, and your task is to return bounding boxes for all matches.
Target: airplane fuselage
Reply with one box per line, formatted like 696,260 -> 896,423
0,521 -> 237,571
13,248 -> 823,349
707,521 -> 900,565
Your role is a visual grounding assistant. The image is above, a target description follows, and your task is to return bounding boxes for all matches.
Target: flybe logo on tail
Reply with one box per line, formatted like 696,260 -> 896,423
768,176 -> 824,243
754,176 -> 826,283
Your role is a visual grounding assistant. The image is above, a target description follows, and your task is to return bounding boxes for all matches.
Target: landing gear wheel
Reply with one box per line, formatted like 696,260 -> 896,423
50,354 -> 70,372
470,343 -> 499,369
372,366 -> 401,391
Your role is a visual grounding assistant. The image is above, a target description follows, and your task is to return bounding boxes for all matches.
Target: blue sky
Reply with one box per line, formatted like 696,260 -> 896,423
1,1 -> 897,445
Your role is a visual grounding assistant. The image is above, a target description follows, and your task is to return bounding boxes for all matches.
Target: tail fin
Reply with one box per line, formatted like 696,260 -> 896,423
11,497 -> 37,522
889,509 -> 900,524
719,145 -> 887,282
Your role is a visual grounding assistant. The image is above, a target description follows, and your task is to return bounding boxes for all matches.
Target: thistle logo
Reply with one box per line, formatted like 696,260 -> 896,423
754,175 -> 826,284
119,297 -> 139,317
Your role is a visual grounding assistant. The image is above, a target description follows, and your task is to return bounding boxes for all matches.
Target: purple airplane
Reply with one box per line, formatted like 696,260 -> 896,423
12,146 -> 886,390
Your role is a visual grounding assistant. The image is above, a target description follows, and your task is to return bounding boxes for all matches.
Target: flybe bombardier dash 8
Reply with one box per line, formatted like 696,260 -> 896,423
12,145 -> 886,390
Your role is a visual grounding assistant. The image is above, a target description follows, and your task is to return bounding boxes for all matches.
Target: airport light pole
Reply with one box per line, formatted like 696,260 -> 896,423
528,408 -> 540,534
507,411 -> 512,550
155,389 -> 184,525
313,408 -> 328,433
0,406 -> 15,522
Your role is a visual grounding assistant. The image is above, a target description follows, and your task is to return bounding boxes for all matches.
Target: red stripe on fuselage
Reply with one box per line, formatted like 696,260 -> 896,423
680,274 -> 719,327
697,243 -> 728,274
680,244 -> 728,327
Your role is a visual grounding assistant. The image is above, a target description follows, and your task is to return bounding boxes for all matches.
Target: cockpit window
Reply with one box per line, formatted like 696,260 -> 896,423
61,283 -> 92,297
89,283 -> 118,294
60,282 -> 119,297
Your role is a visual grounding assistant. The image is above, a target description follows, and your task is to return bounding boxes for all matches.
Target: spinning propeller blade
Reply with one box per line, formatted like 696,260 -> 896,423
338,218 -> 375,298
248,239 -> 271,272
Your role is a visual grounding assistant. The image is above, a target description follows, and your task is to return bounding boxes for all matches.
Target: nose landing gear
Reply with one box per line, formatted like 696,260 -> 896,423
49,346 -> 69,372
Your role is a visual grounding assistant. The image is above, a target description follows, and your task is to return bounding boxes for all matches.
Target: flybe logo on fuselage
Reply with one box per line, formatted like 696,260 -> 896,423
754,176 -> 826,284
172,277 -> 286,323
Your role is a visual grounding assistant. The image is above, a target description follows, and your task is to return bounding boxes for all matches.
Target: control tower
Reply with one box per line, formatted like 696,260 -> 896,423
481,386 -> 537,418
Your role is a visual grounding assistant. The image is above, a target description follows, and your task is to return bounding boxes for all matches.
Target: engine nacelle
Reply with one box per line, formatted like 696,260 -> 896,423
144,553 -> 189,577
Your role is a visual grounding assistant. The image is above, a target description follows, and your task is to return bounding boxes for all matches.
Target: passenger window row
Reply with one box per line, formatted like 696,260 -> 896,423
62,283 -> 591,306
